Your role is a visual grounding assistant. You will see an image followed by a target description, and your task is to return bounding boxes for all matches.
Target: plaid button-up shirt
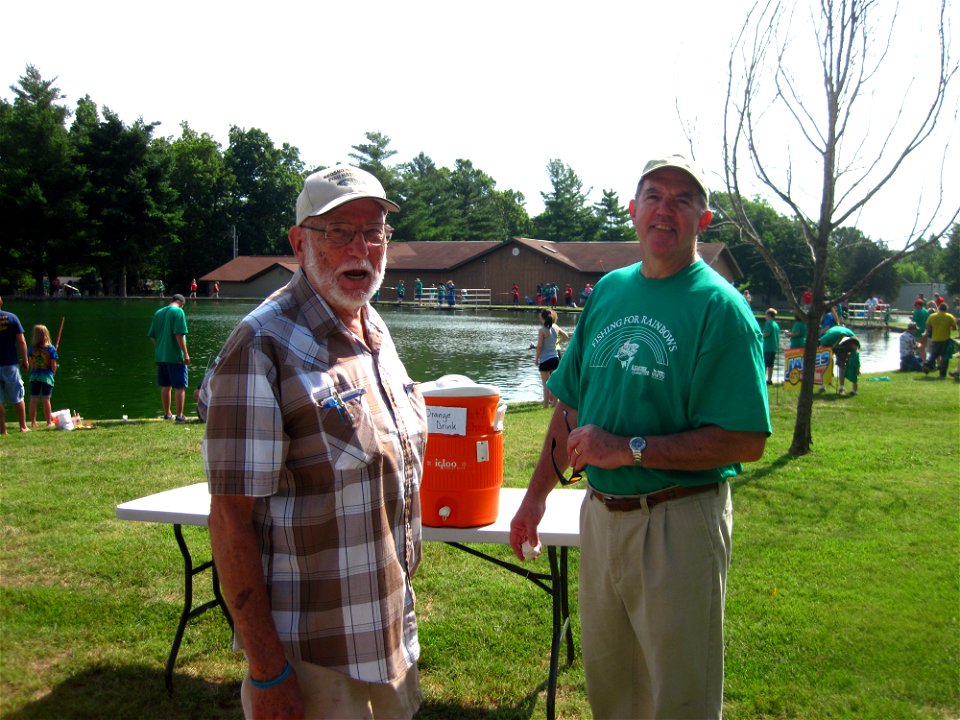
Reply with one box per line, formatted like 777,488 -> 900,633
202,269 -> 427,683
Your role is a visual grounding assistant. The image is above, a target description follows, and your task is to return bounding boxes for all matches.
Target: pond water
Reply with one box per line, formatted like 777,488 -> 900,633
5,298 -> 905,420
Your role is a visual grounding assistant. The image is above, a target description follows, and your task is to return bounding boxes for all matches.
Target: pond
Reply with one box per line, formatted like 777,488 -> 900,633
5,298 -> 905,420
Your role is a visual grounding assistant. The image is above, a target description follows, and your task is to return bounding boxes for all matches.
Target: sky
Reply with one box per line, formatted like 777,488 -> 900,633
2,0 -> 957,246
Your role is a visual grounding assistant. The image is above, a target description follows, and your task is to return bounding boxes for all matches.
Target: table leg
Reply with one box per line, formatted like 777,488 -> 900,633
561,547 -> 574,665
546,546 -> 573,720
445,542 -> 574,720
166,524 -> 233,695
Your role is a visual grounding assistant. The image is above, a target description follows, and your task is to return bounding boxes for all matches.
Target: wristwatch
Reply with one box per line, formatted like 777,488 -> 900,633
629,436 -> 647,466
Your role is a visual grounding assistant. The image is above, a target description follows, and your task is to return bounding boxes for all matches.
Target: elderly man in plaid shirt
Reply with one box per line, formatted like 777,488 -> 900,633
202,166 -> 427,719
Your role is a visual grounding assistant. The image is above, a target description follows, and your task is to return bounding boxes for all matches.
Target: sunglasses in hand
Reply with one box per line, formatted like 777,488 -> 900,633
550,409 -> 585,486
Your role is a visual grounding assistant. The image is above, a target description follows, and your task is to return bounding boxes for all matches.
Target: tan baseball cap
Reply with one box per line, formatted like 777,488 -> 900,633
640,154 -> 710,204
296,165 -> 400,225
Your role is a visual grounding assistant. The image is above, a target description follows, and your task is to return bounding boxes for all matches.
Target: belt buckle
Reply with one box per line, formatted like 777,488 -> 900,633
599,491 -> 618,505
590,487 -> 616,505
590,487 -> 643,512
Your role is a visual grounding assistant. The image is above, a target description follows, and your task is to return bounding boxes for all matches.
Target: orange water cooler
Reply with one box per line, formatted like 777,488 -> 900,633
420,375 -> 507,527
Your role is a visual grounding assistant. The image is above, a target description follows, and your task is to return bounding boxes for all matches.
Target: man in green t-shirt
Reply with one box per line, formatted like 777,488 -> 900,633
762,308 -> 781,384
912,299 -> 930,359
789,316 -> 807,349
147,293 -> 190,421
510,154 -> 771,719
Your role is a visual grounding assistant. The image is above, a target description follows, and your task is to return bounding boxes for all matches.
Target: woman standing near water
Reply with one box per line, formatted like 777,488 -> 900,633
534,309 -> 569,408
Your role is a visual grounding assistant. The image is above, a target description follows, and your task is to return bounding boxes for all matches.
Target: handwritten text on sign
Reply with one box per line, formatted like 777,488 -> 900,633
427,406 -> 467,436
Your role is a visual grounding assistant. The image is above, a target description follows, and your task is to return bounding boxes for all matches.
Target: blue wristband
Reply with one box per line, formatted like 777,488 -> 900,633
250,660 -> 292,689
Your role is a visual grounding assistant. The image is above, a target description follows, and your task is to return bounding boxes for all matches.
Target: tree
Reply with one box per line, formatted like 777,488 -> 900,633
448,159 -> 527,241
721,0 -> 959,455
534,159 -> 599,242
348,130 -> 399,198
593,189 -> 634,242
391,153 -> 530,242
705,193 -> 815,304
490,187 -> 532,240
833,229 -> 900,301
0,65 -> 84,294
165,123 -> 236,289
908,235 -> 946,280
70,99 -> 180,295
224,127 -> 303,256
392,153 -> 457,241
942,224 -> 960,294
895,260 -> 931,285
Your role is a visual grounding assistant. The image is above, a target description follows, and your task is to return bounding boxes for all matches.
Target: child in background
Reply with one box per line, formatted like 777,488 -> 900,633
836,335 -> 861,396
28,324 -> 59,428
844,346 -> 861,395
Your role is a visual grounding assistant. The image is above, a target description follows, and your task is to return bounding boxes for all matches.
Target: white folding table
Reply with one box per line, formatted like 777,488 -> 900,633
116,484 -> 584,720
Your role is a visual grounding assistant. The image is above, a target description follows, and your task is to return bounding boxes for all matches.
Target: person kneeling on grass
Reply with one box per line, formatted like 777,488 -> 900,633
899,322 -> 923,372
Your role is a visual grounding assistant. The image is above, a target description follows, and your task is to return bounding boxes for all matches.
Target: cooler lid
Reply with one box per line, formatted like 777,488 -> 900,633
420,374 -> 499,398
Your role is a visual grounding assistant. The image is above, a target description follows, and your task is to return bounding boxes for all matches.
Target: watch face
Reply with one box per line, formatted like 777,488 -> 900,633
630,437 -> 646,452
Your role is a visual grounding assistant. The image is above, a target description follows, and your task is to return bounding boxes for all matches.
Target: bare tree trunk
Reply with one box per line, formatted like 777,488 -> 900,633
720,0 -> 957,456
789,312 -> 824,455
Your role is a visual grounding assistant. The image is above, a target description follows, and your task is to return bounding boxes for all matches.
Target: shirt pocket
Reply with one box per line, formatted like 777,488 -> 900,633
403,380 -> 428,443
314,386 -> 380,471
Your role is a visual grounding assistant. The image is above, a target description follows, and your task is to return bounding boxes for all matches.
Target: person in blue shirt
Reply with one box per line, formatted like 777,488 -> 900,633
0,296 -> 29,434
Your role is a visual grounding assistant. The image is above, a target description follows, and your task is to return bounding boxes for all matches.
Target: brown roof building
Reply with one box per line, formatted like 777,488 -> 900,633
199,256 -> 299,299
201,239 -> 743,302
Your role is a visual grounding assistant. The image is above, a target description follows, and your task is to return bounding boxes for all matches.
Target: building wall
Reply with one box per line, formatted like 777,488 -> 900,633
480,244 -> 600,303
382,245 -> 606,305
219,267 -> 294,299
381,243 -> 739,305
892,281 -> 948,311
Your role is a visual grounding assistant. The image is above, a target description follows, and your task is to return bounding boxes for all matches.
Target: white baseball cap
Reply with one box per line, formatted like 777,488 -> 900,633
640,154 -> 710,204
296,165 -> 400,225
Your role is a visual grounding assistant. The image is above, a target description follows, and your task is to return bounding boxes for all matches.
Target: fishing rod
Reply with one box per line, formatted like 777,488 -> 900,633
55,317 -> 65,349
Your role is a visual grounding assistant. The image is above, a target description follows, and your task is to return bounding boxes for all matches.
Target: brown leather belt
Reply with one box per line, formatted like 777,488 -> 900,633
588,483 -> 719,512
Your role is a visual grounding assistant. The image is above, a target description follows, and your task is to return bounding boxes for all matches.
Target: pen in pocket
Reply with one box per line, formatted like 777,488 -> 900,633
320,387 -> 366,409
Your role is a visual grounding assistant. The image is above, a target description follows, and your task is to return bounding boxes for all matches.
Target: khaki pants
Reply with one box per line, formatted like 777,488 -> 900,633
579,483 -> 732,719
241,660 -> 420,720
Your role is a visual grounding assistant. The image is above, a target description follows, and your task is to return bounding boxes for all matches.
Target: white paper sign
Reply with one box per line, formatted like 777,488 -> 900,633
427,405 -> 467,436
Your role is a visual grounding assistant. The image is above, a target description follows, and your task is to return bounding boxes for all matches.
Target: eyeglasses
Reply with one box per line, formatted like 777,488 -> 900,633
299,222 -> 393,247
550,409 -> 585,486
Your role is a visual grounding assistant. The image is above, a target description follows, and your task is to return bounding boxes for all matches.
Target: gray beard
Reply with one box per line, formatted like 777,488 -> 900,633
301,241 -> 385,315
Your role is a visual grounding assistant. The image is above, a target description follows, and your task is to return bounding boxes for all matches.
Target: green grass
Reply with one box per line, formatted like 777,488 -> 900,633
1,373 -> 958,719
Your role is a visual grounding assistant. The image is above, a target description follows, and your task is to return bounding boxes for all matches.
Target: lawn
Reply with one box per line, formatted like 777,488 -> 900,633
1,371 -> 957,719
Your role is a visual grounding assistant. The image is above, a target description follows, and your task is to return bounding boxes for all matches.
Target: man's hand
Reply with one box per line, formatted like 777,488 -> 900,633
566,424 -> 631,471
509,494 -> 546,561
251,668 -> 305,719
